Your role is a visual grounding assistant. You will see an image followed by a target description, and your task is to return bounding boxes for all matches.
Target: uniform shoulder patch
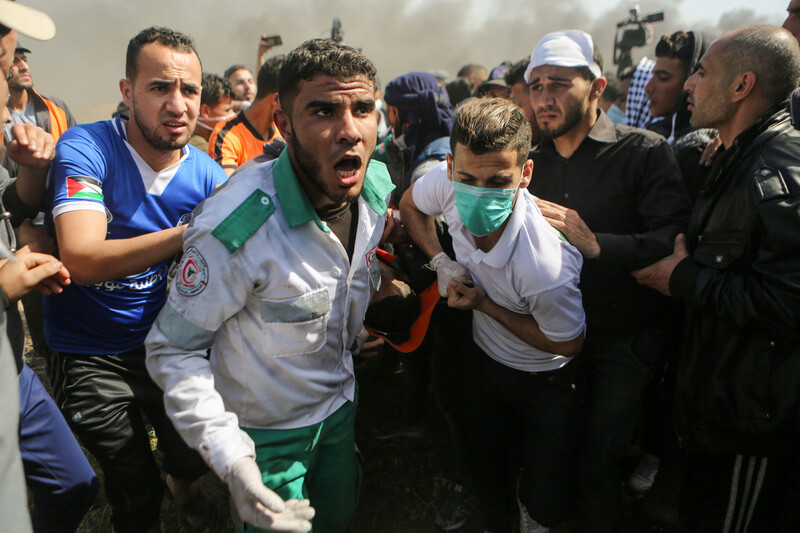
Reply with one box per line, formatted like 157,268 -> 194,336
753,167 -> 789,203
212,188 -> 275,253
176,246 -> 209,296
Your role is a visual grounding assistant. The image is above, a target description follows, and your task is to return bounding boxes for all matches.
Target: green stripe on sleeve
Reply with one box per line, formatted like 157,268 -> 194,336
211,189 -> 275,253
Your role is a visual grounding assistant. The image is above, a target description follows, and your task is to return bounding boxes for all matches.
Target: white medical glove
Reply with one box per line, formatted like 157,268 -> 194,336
227,457 -> 315,532
429,252 -> 470,298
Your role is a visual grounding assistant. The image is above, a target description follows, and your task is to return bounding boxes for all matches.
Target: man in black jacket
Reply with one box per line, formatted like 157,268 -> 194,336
525,30 -> 690,532
634,25 -> 800,531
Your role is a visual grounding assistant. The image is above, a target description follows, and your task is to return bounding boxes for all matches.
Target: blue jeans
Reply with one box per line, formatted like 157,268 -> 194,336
19,364 -> 98,533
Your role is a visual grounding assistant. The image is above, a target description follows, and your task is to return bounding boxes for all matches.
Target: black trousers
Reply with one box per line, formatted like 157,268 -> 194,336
682,451 -> 800,532
50,348 -> 208,533
452,339 -> 585,532
579,330 -> 660,532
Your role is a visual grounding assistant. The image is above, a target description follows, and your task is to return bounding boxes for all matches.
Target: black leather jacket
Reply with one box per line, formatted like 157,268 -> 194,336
669,104 -> 800,455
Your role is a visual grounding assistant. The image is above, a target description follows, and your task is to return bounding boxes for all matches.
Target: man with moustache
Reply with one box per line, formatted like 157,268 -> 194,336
633,25 -> 800,530
226,63 -> 257,108
43,26 -> 226,533
6,44 -> 75,140
525,30 -> 690,531
146,38 -> 393,532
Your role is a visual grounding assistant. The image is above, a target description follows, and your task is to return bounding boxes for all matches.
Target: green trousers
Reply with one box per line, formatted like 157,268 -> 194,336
239,398 -> 361,533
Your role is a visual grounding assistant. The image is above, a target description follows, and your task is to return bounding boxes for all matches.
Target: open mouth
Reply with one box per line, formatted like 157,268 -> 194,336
334,155 -> 362,183
163,120 -> 187,134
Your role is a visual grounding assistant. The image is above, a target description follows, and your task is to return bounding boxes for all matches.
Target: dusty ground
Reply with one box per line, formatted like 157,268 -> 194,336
25,324 -> 667,532
26,339 -> 484,533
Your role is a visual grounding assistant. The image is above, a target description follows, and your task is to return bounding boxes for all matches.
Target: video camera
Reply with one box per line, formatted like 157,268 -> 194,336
613,4 -> 664,77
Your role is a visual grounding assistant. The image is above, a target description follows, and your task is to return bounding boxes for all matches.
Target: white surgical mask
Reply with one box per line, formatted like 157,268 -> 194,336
195,113 -> 235,132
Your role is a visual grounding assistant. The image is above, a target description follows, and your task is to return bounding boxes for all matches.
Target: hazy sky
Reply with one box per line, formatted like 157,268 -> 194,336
19,0 -> 789,122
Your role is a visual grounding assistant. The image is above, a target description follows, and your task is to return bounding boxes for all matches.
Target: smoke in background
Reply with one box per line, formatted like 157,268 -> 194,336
23,0 -> 781,123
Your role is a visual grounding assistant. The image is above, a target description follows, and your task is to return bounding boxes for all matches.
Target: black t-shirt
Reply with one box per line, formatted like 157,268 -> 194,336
318,200 -> 359,263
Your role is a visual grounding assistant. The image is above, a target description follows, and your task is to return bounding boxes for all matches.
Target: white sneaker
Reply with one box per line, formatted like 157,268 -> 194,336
627,453 -> 660,495
517,495 -> 549,533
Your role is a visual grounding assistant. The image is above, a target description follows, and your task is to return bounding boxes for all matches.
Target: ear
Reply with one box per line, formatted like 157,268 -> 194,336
119,78 -> 132,107
446,153 -> 454,182
731,71 -> 757,103
199,103 -> 211,119
589,77 -> 607,101
519,159 -> 533,189
274,108 -> 292,140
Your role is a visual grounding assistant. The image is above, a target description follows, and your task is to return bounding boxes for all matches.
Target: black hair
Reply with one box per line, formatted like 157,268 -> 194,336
256,55 -> 284,99
278,39 -> 376,116
655,31 -> 694,74
223,64 -> 249,80
125,26 -> 199,81
201,73 -> 233,107
505,58 -> 530,86
364,292 -> 419,345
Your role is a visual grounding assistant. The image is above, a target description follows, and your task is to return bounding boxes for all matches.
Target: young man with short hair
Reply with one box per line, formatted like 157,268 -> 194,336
44,26 -> 226,533
146,38 -> 394,532
210,56 -> 284,176
526,30 -> 690,532
401,97 -> 585,533
189,72 -> 234,153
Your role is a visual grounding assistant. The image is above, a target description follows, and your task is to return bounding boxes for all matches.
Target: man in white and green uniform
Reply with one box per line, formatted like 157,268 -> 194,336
146,39 -> 394,533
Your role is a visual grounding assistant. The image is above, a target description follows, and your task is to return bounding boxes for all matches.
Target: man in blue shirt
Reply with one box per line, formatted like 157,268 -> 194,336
44,26 -> 225,533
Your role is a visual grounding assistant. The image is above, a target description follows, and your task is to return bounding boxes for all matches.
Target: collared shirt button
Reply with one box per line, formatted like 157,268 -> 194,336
261,196 -> 270,206
715,255 -> 723,263
564,193 -> 569,199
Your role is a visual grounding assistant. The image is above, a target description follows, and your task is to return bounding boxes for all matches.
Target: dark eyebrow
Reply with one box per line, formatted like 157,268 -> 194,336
149,79 -> 175,88
355,97 -> 376,107
305,99 -> 340,110
529,74 -> 572,86
305,97 -> 376,111
148,79 -> 200,91
456,169 -> 514,181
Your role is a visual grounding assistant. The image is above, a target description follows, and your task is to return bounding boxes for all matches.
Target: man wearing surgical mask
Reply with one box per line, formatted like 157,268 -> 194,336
400,97 -> 585,533
189,72 -> 234,153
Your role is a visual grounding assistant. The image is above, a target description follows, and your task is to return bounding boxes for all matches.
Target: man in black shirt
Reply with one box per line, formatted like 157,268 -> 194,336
524,30 -> 690,532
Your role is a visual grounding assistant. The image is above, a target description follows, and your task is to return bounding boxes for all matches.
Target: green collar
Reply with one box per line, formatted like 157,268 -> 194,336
273,149 -> 394,233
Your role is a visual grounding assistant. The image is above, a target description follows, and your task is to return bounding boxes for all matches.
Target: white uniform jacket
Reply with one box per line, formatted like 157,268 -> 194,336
145,149 -> 394,479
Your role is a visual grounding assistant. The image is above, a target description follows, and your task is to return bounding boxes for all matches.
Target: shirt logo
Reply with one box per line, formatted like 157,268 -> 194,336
66,175 -> 104,201
176,246 -> 209,296
365,245 -> 377,268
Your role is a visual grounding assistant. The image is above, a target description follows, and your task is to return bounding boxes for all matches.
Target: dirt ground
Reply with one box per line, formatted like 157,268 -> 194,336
26,341 -> 483,533
25,329 -> 667,533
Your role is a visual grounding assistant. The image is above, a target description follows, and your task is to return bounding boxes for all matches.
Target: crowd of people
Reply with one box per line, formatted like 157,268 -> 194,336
0,1 -> 799,533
